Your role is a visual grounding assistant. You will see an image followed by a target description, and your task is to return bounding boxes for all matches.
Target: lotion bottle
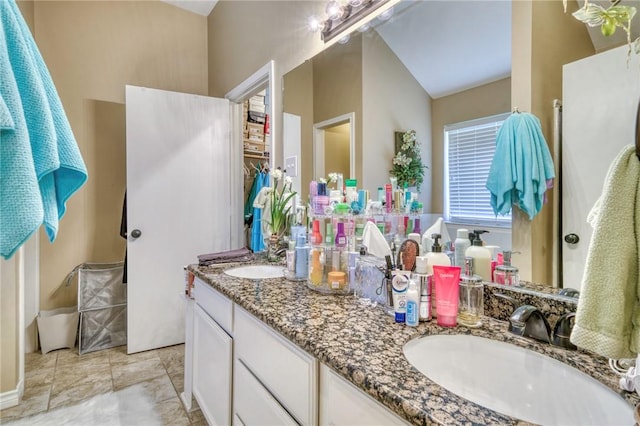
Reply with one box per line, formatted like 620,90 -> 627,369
464,230 -> 492,282
405,278 -> 420,327
424,234 -> 451,318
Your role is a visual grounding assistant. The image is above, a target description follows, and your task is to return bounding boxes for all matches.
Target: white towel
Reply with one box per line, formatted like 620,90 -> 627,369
570,145 -> 640,359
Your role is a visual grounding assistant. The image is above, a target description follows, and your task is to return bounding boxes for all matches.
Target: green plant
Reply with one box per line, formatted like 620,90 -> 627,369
266,168 -> 296,237
390,130 -> 427,191
565,0 -> 639,56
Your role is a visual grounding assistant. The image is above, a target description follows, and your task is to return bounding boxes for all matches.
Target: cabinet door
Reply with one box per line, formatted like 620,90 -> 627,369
320,364 -> 409,426
193,304 -> 232,426
234,359 -> 297,426
235,306 -> 317,425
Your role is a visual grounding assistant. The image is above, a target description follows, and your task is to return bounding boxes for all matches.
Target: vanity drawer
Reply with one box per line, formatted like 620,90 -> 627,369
193,277 -> 233,334
234,306 -> 318,425
234,359 -> 297,426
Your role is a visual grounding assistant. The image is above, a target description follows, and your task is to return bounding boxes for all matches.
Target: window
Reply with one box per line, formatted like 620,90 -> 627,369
444,113 -> 511,227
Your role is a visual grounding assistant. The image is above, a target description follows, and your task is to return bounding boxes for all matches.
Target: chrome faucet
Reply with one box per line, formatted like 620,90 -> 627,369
508,305 -> 552,344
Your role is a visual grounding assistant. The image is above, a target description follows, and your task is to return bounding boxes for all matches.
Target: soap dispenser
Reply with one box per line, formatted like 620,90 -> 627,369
464,230 -> 491,282
494,251 -> 520,286
458,257 -> 483,328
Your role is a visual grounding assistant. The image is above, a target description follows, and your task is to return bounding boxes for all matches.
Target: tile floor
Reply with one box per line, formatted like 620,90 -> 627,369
0,344 -> 205,425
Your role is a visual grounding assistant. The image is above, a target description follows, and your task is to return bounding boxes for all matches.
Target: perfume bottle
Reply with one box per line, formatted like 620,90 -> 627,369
458,257 -> 484,328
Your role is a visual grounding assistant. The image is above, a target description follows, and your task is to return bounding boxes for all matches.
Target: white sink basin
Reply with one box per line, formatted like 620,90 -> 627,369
403,334 -> 633,425
224,265 -> 284,279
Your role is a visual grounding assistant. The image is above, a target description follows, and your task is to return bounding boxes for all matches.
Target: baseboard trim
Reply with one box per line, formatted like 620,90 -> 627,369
0,379 -> 24,410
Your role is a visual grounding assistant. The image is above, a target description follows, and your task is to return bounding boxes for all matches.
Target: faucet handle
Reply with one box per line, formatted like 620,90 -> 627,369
552,312 -> 577,350
509,305 -> 552,344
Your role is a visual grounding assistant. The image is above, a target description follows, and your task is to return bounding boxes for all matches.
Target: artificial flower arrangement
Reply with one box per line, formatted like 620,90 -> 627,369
390,130 -> 427,191
266,167 -> 296,238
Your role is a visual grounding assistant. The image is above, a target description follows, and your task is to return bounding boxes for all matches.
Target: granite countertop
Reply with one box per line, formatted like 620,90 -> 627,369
189,261 -> 637,425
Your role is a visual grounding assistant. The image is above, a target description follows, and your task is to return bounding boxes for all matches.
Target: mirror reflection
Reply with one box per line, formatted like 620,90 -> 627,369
283,0 -> 512,250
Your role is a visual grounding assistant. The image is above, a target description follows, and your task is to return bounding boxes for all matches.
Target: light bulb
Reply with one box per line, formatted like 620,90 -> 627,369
377,7 -> 394,21
308,15 -> 323,32
357,22 -> 371,32
338,34 -> 351,44
326,1 -> 343,20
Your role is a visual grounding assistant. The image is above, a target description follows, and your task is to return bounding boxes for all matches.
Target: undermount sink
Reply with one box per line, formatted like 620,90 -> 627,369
403,334 -> 633,425
224,265 -> 284,279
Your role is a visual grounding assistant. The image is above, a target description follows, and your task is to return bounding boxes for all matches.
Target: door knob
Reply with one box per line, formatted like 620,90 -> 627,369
564,233 -> 579,244
131,229 -> 142,239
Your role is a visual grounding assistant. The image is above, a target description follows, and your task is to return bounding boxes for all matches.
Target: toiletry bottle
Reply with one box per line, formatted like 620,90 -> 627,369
295,234 -> 309,279
286,240 -> 296,275
325,222 -> 333,246
315,182 -> 329,215
458,257 -> 483,328
309,247 -> 323,285
310,220 -> 323,245
433,265 -> 461,327
391,273 -> 409,323
425,234 -> 451,318
413,218 -> 421,235
345,179 -> 358,204
334,221 -> 347,249
405,278 -> 420,327
454,228 -> 471,268
494,251 -> 520,286
414,256 -> 431,321
385,184 -> 392,213
464,230 -> 492,282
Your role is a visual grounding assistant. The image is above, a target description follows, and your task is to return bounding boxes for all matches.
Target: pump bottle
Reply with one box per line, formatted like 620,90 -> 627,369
454,228 -> 471,268
424,234 -> 451,317
464,230 -> 492,282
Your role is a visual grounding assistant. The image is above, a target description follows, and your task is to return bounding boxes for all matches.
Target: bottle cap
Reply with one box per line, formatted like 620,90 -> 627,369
471,230 -> 489,246
457,228 -> 469,239
345,179 -> 357,187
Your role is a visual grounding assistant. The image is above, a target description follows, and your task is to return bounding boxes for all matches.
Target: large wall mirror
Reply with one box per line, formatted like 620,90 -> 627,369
282,0 -> 512,244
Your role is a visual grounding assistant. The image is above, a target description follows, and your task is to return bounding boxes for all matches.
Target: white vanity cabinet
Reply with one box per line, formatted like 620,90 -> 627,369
319,364 -> 411,426
234,306 -> 318,425
192,278 -> 234,426
188,276 -> 409,426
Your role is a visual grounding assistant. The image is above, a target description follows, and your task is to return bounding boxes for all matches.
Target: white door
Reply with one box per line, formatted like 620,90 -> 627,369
562,46 -> 640,290
126,86 -> 231,353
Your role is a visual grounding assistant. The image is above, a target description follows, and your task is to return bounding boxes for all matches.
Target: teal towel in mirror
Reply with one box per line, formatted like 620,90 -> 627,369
1,0 -> 88,259
485,112 -> 555,220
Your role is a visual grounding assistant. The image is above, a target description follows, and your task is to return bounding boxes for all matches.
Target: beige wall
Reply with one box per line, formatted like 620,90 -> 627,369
511,0 -> 594,283
362,31 -> 432,210
431,78 -> 512,213
33,0 -> 208,313
313,35 -> 363,183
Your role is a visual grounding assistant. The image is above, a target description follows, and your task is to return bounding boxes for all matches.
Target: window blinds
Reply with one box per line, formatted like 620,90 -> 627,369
445,113 -> 511,227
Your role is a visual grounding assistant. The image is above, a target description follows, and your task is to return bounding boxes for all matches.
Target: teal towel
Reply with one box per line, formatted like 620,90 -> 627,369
485,112 -> 555,220
1,0 -> 87,259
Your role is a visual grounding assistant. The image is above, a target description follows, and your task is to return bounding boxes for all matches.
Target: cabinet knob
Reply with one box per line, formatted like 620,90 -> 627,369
131,229 -> 142,239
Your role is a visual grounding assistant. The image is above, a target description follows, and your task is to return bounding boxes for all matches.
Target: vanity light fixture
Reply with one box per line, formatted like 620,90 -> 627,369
313,0 -> 401,43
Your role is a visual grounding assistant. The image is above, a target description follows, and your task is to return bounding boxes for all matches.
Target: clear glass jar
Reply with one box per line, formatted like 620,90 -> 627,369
458,258 -> 483,328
